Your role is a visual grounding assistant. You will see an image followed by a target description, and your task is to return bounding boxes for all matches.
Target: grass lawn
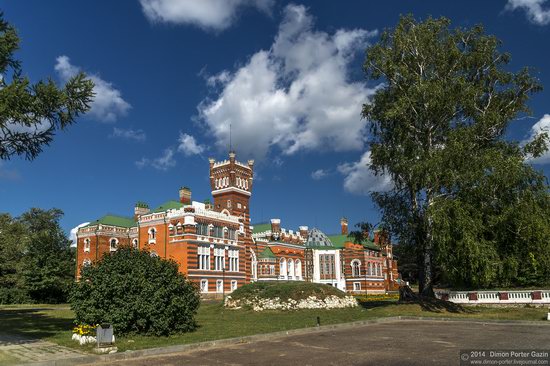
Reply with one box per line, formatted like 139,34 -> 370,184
0,301 -> 547,353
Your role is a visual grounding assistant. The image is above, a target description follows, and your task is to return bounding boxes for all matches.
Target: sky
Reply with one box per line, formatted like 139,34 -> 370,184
1,0 -> 550,240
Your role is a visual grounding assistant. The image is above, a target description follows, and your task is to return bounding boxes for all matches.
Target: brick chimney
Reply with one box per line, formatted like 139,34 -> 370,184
179,187 -> 191,205
299,226 -> 309,239
340,217 -> 348,235
134,202 -> 149,220
271,219 -> 281,233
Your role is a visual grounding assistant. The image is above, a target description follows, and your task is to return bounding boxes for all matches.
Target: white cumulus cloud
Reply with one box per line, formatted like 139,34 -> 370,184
136,148 -> 176,171
198,4 -> 378,161
55,56 -> 131,122
69,222 -> 90,247
311,169 -> 328,180
338,151 -> 392,195
524,114 -> 550,164
178,133 -> 206,156
506,0 -> 550,25
110,127 -> 146,142
139,0 -> 274,30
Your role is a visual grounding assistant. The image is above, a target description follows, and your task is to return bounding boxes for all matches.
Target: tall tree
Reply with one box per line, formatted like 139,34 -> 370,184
363,15 -> 547,296
0,208 -> 74,304
0,13 -> 94,160
19,208 -> 74,303
0,213 -> 29,303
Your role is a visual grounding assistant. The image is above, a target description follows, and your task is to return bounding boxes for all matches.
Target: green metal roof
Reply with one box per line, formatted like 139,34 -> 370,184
85,215 -> 136,228
152,200 -> 183,213
252,222 -> 271,234
326,234 -> 348,248
259,246 -> 276,259
326,234 -> 380,251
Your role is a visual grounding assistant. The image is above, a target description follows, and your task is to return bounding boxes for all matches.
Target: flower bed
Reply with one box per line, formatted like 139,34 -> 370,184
355,293 -> 399,302
225,294 -> 358,311
72,324 -> 97,345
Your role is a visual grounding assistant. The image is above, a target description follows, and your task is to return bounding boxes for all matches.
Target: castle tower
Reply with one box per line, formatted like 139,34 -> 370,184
209,151 -> 254,222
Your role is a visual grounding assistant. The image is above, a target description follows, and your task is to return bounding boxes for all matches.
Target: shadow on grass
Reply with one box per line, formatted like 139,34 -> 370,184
403,297 -> 473,314
0,307 -> 73,340
357,298 -> 473,314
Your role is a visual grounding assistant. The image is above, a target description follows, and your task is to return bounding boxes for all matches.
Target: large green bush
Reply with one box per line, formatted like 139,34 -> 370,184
70,248 -> 200,336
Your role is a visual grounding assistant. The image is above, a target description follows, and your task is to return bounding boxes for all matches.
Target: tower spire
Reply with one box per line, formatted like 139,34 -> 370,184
229,122 -> 233,153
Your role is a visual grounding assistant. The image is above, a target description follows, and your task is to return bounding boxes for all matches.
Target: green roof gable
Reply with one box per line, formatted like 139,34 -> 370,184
85,215 -> 136,228
252,222 -> 271,234
259,246 -> 276,259
152,200 -> 183,213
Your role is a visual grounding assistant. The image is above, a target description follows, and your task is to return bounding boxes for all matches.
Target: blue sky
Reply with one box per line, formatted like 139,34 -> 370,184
1,0 -> 550,239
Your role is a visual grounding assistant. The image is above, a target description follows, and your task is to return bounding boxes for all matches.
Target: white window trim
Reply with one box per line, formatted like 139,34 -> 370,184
84,239 -> 90,253
109,238 -> 118,252
353,282 -> 361,291
231,280 -> 237,291
148,228 -> 157,244
216,279 -> 224,293
200,279 -> 208,293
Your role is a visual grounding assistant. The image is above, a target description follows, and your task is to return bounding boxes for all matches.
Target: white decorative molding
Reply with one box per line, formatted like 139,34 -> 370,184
211,187 -> 251,196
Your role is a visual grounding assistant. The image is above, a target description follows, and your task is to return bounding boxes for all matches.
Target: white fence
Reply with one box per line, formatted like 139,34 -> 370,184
436,290 -> 550,305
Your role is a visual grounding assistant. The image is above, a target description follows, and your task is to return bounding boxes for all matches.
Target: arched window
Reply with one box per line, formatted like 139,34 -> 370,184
368,262 -> 373,276
250,251 -> 258,281
279,258 -> 287,278
150,251 -> 158,258
295,259 -> 302,279
132,238 -> 138,249
83,238 -> 90,252
148,228 -> 156,242
109,238 -> 118,252
83,258 -> 91,267
351,260 -> 361,277
288,258 -> 295,278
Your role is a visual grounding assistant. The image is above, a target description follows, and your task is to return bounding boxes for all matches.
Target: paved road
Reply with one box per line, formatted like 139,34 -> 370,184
95,320 -> 550,366
0,332 -> 84,365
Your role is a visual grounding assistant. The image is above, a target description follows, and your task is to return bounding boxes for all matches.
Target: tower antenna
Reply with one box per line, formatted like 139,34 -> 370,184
229,122 -> 232,153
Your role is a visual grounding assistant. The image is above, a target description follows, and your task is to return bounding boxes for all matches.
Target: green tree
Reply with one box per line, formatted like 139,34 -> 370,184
0,13 -> 94,160
19,208 -> 74,303
0,213 -> 29,303
70,248 -> 200,336
363,15 -> 547,296
0,208 -> 75,304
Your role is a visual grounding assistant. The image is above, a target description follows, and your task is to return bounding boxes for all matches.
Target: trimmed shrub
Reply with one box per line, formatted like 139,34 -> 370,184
226,281 -> 356,311
70,248 -> 200,336
230,281 -> 347,301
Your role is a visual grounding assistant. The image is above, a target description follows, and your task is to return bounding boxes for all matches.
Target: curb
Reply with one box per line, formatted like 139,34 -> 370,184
25,316 -> 550,366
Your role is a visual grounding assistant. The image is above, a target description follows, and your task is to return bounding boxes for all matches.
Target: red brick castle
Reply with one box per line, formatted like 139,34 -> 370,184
76,152 -> 399,294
